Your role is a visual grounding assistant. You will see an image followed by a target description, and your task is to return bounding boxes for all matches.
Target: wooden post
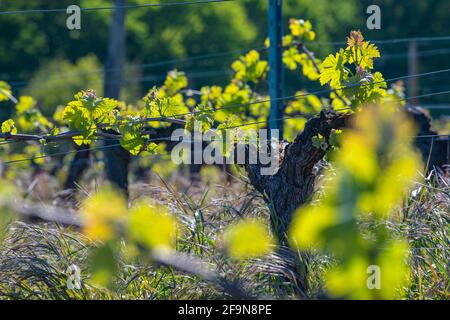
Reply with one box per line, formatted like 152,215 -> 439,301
268,0 -> 284,139
103,0 -> 130,195
104,0 -> 125,101
408,40 -> 419,106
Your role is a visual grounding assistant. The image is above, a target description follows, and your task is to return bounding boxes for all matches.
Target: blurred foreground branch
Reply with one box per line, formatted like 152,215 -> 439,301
7,201 -> 252,299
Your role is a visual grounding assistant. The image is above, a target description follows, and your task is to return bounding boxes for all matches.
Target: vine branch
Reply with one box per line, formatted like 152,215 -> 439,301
0,117 -> 186,143
6,200 -> 252,299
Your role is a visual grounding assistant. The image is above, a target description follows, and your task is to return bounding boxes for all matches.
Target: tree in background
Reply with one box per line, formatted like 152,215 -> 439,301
2,0 -> 450,115
0,0 -> 360,104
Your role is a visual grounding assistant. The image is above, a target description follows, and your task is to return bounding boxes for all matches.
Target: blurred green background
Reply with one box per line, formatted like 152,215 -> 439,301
1,0 -> 449,117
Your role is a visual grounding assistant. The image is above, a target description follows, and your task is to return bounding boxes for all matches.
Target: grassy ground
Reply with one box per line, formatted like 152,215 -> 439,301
0,166 -> 448,300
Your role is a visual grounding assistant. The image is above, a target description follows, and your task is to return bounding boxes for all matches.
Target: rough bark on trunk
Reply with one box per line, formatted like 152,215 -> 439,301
103,0 -> 128,194
243,107 -> 448,296
245,110 -> 349,241
241,110 -> 348,297
245,107 -> 448,241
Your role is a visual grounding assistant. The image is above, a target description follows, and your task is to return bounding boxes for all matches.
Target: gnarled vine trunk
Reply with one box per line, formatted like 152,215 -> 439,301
246,107 -> 448,241
245,110 -> 349,240
243,107 -> 448,296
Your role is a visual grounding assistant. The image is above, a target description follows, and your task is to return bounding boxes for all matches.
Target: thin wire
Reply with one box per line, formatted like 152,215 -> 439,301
381,48 -> 450,61
2,89 -> 449,165
374,36 -> 450,44
401,90 -> 450,102
1,0 -> 448,51
422,105 -> 450,109
226,90 -> 450,131
414,134 -> 449,139
11,65 -> 441,138
6,36 -> 450,89
10,68 -> 234,93
154,67 -> 450,120
2,143 -> 122,164
0,0 -> 233,15
311,36 -> 450,47
11,46 -> 450,91
2,67 -> 450,150
8,49 -> 260,89
1,135 -> 200,164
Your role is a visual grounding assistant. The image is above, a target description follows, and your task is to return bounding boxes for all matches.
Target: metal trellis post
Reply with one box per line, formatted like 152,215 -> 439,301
268,0 -> 284,139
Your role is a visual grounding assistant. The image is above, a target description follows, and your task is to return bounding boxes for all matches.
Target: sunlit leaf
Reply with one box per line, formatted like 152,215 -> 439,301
1,119 -> 17,134
81,187 -> 128,242
223,218 -> 275,259
88,242 -> 118,288
128,202 -> 177,249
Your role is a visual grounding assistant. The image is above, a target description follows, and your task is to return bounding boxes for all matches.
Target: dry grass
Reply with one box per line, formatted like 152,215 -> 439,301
0,167 -> 448,300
